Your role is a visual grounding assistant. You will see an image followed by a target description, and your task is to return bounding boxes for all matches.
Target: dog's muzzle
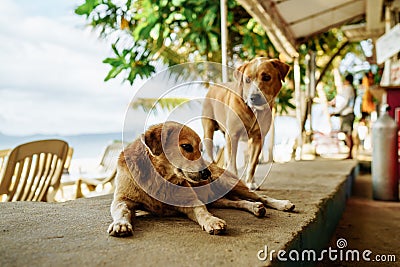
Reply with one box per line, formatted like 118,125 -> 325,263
247,93 -> 268,111
178,167 -> 211,183
249,93 -> 266,106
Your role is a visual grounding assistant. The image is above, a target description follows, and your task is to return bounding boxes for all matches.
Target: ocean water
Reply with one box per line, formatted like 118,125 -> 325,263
1,112 -> 327,162
0,132 -> 134,159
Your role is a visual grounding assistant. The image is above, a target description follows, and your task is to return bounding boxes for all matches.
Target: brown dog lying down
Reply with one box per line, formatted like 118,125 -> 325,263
108,121 -> 294,236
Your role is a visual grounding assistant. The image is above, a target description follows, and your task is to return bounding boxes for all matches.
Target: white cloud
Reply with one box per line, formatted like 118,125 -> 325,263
0,0 -> 135,135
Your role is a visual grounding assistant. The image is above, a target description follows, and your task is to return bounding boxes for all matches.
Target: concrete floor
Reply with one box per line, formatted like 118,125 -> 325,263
0,160 -> 358,267
320,170 -> 400,267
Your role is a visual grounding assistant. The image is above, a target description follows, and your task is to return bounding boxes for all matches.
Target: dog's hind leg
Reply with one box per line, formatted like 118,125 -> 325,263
210,198 -> 266,217
208,163 -> 295,212
202,118 -> 216,163
257,195 -> 295,211
226,180 -> 295,212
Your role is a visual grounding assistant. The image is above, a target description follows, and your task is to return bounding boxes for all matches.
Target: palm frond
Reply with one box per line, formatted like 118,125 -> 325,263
131,97 -> 191,114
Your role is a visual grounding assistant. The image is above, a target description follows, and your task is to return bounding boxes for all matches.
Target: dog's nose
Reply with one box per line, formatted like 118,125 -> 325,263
250,94 -> 261,103
200,168 -> 211,180
250,93 -> 267,106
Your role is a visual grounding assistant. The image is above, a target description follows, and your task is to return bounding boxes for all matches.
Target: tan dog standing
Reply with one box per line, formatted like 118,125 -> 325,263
108,121 -> 294,237
202,58 -> 290,190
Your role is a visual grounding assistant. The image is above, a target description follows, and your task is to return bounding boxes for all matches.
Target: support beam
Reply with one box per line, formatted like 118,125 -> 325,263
294,57 -> 303,161
236,0 -> 298,60
366,0 -> 384,31
381,2 -> 393,86
220,0 -> 228,82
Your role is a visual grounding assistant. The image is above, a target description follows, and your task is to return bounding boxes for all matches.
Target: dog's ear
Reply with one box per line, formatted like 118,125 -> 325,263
270,59 -> 290,82
233,62 -> 248,82
233,62 -> 248,96
142,125 -> 173,156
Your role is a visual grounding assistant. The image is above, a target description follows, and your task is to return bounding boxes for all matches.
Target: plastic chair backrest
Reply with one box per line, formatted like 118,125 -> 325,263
63,147 -> 74,174
99,142 -> 125,174
0,149 -> 11,178
0,139 -> 69,202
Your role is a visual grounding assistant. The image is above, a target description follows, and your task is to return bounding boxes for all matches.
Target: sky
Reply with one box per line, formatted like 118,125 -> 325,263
0,0 -> 232,142
0,0 -> 134,136
0,0 -> 304,161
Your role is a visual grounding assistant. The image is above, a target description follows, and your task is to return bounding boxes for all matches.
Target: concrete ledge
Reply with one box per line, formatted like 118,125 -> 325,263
0,160 -> 357,267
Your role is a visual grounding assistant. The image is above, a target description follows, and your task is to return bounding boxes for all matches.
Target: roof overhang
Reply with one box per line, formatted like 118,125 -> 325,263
237,0 -> 399,60
235,0 -> 299,59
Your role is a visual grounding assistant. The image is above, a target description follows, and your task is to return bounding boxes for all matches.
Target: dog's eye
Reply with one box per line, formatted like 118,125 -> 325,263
180,144 -> 194,153
262,74 -> 271,82
245,77 -> 251,83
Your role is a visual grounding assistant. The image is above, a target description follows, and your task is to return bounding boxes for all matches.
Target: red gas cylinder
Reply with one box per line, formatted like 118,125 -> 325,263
395,107 -> 400,175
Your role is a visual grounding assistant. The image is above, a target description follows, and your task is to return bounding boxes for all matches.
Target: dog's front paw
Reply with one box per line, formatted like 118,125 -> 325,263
275,200 -> 295,211
202,216 -> 227,235
252,202 -> 266,217
108,220 -> 133,237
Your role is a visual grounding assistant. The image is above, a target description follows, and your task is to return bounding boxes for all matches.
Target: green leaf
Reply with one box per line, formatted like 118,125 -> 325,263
198,36 -> 207,53
159,0 -> 168,7
150,23 -> 161,40
246,19 -> 256,30
208,32 -> 220,51
172,0 -> 184,7
162,27 -> 170,39
75,0 -> 100,16
183,9 -> 193,20
127,70 -> 137,85
256,35 -> 266,50
243,35 -> 253,47
203,7 -> 217,29
111,43 -> 121,56
133,23 -> 148,40
104,66 -> 124,81
253,24 -> 265,36
103,57 -> 123,67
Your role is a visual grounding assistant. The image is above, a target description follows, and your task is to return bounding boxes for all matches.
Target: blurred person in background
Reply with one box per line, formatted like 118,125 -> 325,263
361,71 -> 376,121
329,71 -> 356,159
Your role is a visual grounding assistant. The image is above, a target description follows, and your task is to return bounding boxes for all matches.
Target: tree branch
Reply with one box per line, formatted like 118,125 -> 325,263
316,40 -> 349,86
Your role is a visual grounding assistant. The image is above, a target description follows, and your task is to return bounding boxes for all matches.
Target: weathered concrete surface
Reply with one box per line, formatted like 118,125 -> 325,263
0,160 -> 357,267
320,173 -> 400,267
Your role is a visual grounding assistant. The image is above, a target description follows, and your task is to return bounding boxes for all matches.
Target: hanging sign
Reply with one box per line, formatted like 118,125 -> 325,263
376,23 -> 400,65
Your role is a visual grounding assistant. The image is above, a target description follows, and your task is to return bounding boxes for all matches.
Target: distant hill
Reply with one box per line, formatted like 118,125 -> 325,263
0,131 -> 139,159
